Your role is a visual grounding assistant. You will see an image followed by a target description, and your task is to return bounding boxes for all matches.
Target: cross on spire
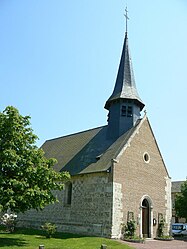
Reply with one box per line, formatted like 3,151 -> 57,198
124,7 -> 129,33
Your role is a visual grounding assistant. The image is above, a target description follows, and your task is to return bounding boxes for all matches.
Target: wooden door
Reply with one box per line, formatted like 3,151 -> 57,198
142,199 -> 149,238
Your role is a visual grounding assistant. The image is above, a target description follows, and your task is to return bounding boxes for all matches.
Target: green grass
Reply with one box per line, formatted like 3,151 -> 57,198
0,227 -> 135,249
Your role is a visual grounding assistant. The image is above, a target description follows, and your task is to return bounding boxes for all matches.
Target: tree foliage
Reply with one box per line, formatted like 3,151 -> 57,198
0,106 -> 70,213
175,180 -> 187,220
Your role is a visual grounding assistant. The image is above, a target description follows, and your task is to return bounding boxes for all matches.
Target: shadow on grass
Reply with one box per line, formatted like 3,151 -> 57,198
0,238 -> 27,247
14,227 -> 89,239
12,228 -> 43,236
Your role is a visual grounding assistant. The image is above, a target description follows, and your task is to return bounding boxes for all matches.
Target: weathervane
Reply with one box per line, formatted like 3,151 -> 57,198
124,6 -> 129,33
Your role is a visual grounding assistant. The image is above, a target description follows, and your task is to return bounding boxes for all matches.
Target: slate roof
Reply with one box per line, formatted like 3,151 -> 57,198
41,120 -> 141,176
105,32 -> 144,110
172,181 -> 184,193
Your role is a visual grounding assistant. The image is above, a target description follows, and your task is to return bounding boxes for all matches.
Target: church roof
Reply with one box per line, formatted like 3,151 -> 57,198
42,119 -> 141,176
105,32 -> 144,110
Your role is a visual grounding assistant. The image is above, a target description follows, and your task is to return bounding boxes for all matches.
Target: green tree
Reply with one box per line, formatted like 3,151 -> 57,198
175,180 -> 187,220
0,106 -> 70,213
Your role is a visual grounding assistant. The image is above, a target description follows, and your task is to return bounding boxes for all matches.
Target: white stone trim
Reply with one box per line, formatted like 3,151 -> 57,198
111,182 -> 123,238
165,176 -> 172,235
116,114 -> 147,161
143,152 -> 150,163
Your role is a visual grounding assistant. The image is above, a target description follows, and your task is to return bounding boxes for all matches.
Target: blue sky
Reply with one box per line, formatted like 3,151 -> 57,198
0,0 -> 187,181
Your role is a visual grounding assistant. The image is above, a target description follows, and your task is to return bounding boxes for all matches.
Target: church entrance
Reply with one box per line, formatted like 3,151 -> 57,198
142,198 -> 150,238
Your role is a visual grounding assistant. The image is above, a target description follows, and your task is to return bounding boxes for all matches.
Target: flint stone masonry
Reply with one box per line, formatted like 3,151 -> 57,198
17,173 -> 114,237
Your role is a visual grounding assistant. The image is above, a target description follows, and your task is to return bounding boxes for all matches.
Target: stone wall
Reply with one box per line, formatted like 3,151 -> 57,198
113,117 -> 171,238
17,172 -> 114,237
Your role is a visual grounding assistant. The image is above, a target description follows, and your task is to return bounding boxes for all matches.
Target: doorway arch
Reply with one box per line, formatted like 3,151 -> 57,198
140,196 -> 153,238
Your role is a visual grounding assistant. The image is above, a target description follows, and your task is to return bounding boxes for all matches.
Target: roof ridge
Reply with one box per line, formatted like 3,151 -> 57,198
45,125 -> 107,143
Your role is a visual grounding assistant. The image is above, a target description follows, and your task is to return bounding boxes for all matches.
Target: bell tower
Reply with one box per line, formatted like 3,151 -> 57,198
105,8 -> 144,139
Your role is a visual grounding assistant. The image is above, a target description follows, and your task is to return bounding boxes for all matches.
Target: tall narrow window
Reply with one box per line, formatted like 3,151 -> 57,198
65,182 -> 72,205
121,105 -> 127,116
127,106 -> 132,117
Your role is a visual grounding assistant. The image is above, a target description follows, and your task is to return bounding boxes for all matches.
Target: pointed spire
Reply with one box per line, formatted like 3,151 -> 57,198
105,11 -> 144,111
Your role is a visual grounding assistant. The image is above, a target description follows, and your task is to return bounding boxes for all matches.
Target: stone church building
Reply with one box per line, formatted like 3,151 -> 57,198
18,27 -> 171,238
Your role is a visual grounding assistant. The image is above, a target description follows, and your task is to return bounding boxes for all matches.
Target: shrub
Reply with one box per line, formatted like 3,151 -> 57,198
41,222 -> 57,238
1,213 -> 17,232
122,219 -> 136,238
157,218 -> 165,237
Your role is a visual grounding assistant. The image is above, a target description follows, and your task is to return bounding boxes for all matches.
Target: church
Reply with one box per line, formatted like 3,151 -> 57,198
18,17 -> 172,239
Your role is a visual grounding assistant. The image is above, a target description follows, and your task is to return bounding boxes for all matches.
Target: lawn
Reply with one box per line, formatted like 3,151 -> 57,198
0,227 -> 134,249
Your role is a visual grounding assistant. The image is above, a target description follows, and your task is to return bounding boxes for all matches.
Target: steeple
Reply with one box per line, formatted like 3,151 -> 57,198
105,9 -> 145,139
